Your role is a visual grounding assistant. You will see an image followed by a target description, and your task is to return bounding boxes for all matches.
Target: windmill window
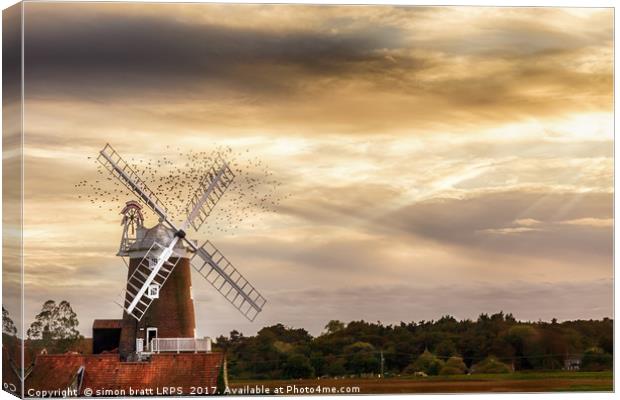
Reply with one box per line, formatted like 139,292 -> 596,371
147,284 -> 160,299
147,257 -> 157,270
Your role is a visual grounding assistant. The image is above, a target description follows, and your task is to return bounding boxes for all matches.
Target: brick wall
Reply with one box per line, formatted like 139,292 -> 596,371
119,257 -> 196,359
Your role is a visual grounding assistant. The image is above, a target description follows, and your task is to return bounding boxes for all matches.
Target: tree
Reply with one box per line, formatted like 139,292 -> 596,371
459,330 -> 487,368
435,338 -> 457,358
230,330 -> 244,343
283,353 -> 315,379
217,314 -> 614,380
2,306 -> 17,336
309,351 -> 326,377
27,300 -> 56,340
405,349 -> 445,376
324,320 -> 345,335
325,356 -> 347,377
505,324 -> 540,369
597,328 -> 613,355
344,342 -> 379,375
27,300 -> 81,352
580,347 -> 612,371
439,356 -> 468,375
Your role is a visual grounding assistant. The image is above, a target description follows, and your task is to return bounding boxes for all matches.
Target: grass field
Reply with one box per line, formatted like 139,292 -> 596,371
230,371 -> 613,394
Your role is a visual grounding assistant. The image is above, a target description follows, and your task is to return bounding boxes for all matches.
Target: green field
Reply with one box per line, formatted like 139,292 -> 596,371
230,371 -> 613,394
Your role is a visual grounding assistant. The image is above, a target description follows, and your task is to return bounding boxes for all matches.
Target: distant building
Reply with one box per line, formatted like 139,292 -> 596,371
564,355 -> 582,371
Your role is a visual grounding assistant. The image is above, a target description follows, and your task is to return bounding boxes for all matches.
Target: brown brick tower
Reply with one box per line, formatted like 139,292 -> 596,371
118,223 -> 196,359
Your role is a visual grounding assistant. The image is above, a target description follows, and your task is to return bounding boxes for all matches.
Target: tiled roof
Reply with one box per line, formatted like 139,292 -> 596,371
26,353 -> 83,392
25,352 -> 225,395
2,336 -> 96,396
92,319 -> 123,330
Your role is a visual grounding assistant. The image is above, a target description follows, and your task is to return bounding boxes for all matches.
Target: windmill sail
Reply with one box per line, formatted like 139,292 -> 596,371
98,144 -> 170,221
191,241 -> 266,321
120,241 -> 182,320
185,154 -> 235,231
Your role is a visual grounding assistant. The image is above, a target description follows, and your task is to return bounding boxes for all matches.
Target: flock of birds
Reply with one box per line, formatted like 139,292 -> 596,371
75,145 -> 290,236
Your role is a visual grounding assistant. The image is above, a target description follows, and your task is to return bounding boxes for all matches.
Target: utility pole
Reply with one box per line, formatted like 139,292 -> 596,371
380,350 -> 385,378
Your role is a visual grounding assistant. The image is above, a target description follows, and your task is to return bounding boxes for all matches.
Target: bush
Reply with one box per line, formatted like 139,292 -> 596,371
283,353 -> 315,379
439,356 -> 467,375
405,350 -> 445,376
580,347 -> 612,372
471,356 -> 511,374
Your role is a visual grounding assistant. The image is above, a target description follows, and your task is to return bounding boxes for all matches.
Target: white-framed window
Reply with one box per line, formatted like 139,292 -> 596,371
147,283 -> 160,299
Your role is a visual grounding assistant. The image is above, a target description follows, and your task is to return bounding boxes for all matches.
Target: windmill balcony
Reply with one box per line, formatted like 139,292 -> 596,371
137,337 -> 212,354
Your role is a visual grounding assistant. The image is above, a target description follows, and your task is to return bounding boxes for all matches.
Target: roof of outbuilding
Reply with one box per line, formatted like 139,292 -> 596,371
25,352 -> 225,395
92,319 -> 123,330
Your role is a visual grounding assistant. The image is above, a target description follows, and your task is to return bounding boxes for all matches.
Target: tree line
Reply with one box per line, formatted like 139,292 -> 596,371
3,304 -> 612,379
214,312 -> 613,379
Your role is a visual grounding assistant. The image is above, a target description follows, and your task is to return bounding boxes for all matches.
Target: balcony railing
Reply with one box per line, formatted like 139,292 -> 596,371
146,337 -> 212,353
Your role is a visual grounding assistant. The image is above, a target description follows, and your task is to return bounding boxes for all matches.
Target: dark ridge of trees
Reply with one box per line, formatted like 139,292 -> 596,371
214,312 -> 613,380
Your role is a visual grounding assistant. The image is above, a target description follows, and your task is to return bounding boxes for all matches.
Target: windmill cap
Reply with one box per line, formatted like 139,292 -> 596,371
127,222 -> 190,258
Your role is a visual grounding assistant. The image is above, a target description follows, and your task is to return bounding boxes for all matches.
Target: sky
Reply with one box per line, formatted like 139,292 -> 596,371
5,3 -> 613,338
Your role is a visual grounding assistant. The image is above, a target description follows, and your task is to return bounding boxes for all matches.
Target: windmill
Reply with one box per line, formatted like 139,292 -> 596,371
97,143 -> 267,326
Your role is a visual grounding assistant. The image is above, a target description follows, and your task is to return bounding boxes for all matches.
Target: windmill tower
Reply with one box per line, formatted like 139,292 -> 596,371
95,144 -> 266,360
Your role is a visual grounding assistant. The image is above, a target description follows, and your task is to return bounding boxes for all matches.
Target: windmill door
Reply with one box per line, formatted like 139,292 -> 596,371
146,327 -> 158,352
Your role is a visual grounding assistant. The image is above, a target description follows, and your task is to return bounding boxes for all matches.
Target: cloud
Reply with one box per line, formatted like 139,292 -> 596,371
21,4 -> 612,134
23,4 -> 412,98
514,218 -> 541,227
478,226 -> 540,235
382,190 -> 612,263
559,217 -> 613,228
